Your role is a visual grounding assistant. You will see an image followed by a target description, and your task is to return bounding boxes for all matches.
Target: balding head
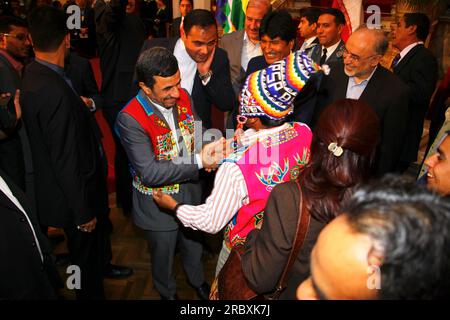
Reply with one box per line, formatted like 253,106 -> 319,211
352,26 -> 388,56
343,27 -> 386,82
246,0 -> 271,12
244,0 -> 271,43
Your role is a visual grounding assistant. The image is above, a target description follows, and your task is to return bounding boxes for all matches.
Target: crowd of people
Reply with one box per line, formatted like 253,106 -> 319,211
0,0 -> 449,300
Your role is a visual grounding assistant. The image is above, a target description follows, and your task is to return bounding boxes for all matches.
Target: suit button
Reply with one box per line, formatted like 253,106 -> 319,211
20,218 -> 26,222
32,242 -> 36,247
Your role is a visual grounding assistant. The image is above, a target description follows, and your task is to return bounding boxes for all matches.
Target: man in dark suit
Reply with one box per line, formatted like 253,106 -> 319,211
310,8 -> 345,66
0,168 -> 59,299
0,16 -> 30,192
94,0 -> 146,215
141,9 -> 236,130
312,27 -> 409,176
21,6 -> 119,299
116,47 -> 223,300
65,51 -> 103,111
64,50 -> 133,280
392,12 -> 439,173
297,7 -> 321,59
170,0 -> 193,38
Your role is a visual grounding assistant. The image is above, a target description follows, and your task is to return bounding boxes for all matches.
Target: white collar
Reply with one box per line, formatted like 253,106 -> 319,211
147,95 -> 173,117
304,36 -> 317,47
399,42 -> 423,60
322,40 -> 341,58
244,31 -> 259,47
174,38 -> 195,64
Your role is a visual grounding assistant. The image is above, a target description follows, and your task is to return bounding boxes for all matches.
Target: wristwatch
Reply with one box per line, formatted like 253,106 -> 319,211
199,70 -> 213,81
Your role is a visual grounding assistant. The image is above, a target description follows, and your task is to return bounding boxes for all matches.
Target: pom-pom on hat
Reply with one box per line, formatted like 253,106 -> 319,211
240,50 -> 327,120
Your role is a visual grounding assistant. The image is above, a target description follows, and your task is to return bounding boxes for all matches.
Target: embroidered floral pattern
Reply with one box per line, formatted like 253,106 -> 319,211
294,148 -> 310,166
255,158 -> 290,192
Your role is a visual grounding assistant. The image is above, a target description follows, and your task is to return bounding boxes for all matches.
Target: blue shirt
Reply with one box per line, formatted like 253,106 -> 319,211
35,58 -> 77,94
346,66 -> 378,100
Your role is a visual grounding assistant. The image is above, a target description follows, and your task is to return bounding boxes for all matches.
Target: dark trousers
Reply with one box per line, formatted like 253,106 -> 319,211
102,107 -> 133,213
61,209 -> 112,300
145,227 -> 205,298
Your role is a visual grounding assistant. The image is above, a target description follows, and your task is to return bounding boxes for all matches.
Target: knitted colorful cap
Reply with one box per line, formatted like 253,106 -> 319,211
240,50 -> 326,120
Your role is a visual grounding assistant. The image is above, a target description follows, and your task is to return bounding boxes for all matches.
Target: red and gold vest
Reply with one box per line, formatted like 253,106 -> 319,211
121,89 -> 196,195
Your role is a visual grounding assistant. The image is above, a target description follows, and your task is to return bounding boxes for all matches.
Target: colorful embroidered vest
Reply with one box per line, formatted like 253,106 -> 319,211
224,123 -> 312,249
121,89 -> 196,195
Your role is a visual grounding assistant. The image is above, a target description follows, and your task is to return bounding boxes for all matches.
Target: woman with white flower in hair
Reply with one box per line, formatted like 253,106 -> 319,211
239,98 -> 380,299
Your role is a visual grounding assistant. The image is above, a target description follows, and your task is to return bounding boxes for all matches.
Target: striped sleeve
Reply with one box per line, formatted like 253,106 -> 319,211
176,162 -> 248,234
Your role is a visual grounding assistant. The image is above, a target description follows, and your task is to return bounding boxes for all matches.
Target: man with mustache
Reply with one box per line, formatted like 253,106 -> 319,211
219,0 -> 271,97
141,9 -> 236,130
116,47 -> 225,300
312,27 -> 409,175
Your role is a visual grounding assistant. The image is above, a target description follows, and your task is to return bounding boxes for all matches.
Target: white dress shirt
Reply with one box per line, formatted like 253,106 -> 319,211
149,96 -> 203,169
176,123 -> 292,233
241,32 -> 262,72
322,40 -> 341,62
173,39 -> 197,94
0,175 -> 43,261
397,42 -> 423,64
300,36 -> 318,52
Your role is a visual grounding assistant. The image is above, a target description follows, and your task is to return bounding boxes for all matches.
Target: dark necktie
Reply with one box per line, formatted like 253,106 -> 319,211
320,47 -> 328,65
391,53 -> 401,69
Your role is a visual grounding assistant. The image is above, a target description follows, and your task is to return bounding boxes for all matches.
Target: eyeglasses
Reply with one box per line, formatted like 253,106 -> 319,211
342,47 -> 379,63
2,33 -> 30,42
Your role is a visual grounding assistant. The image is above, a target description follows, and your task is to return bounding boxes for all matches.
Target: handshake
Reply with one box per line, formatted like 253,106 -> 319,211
199,137 -> 234,172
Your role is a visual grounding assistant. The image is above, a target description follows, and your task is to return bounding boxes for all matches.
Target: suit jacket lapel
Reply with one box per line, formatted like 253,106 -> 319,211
359,66 -> 382,103
394,44 -> 423,73
327,40 -> 345,62
239,29 -> 246,59
333,63 -> 348,99
0,169 -> 31,214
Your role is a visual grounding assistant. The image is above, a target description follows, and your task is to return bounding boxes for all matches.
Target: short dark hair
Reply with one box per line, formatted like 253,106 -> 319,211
300,99 -> 380,222
259,10 -> 296,43
299,7 -> 322,25
345,175 -> 450,299
179,0 -> 193,5
28,5 -> 67,52
0,16 -> 27,34
404,12 -> 430,42
183,9 -> 216,35
320,8 -> 345,25
135,47 -> 179,89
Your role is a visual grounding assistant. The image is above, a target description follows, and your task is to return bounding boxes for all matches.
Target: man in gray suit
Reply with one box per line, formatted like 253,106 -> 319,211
219,0 -> 271,96
310,8 -> 346,66
116,47 -> 223,300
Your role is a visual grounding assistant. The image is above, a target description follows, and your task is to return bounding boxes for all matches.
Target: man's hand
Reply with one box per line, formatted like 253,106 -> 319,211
14,90 -> 21,121
197,45 -> 215,76
153,190 -> 178,211
77,217 -> 97,233
80,96 -> 94,109
200,137 -> 235,171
